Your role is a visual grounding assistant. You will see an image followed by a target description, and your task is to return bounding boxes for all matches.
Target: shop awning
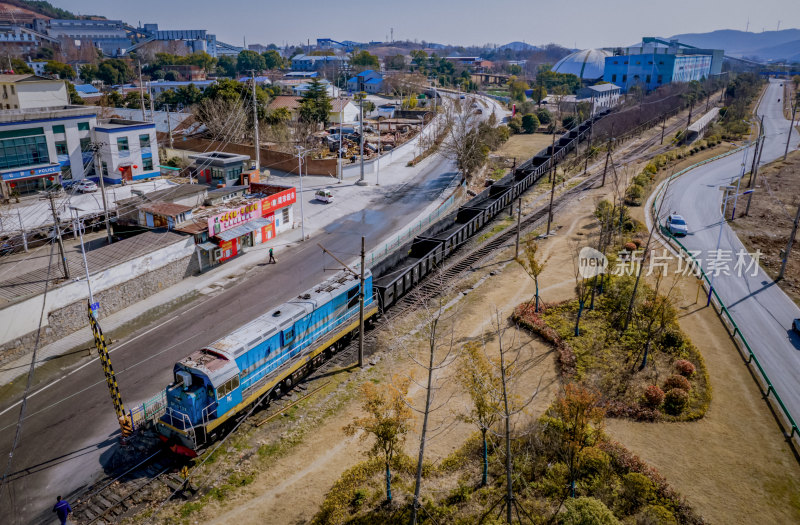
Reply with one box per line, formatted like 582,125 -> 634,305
215,218 -> 272,242
196,242 -> 218,251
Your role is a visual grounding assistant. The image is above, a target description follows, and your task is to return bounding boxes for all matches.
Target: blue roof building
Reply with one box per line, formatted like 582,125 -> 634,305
347,70 -> 383,94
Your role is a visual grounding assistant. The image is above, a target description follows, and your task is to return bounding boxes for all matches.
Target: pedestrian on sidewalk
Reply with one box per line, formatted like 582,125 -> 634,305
268,247 -> 276,264
53,496 -> 71,524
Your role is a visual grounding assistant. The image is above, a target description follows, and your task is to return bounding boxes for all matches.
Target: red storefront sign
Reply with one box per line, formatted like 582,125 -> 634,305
208,201 -> 262,236
217,238 -> 237,262
260,188 -> 296,217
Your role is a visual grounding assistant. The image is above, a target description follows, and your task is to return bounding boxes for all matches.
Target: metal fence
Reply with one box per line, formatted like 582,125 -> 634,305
651,150 -> 798,441
129,389 -> 167,430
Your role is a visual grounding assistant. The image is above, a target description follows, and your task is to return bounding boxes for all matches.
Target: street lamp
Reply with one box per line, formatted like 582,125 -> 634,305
69,205 -> 97,317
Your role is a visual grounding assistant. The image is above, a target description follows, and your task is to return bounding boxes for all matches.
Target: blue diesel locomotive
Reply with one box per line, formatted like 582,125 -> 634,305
157,270 -> 375,452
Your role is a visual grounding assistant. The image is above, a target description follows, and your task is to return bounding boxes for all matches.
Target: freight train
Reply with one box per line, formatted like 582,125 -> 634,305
156,108 -> 606,454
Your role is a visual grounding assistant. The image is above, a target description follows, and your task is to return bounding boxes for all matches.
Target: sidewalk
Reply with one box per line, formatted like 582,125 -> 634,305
0,144 -> 462,388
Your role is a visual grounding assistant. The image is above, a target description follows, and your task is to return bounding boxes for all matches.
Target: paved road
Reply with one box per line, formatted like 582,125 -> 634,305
0,151 -> 459,524
659,78 -> 800,429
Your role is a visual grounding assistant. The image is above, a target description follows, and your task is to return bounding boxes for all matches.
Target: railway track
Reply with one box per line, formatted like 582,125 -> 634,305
68,108 -> 673,524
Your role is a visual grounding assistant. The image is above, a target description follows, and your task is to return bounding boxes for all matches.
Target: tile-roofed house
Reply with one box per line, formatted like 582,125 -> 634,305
346,70 -> 383,94
267,95 -> 302,112
329,98 -> 359,124
138,202 -> 194,230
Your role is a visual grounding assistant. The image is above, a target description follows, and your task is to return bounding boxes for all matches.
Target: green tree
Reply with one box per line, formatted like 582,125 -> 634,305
344,377 -> 412,503
508,77 -> 529,103
350,50 -> 379,69
561,497 -> 620,525
531,84 -> 547,106
410,50 -> 428,70
9,58 -> 33,74
123,91 -> 150,109
237,50 -> 266,73
97,59 -> 132,85
44,60 -> 75,79
385,54 -> 406,70
65,82 -> 84,104
264,107 -> 291,125
536,107 -> 552,125
262,50 -> 284,70
298,78 -> 332,126
102,90 -> 124,108
80,64 -> 99,82
562,115 -> 578,129
508,64 -> 523,75
457,342 -> 501,487
164,70 -> 179,81
522,113 -> 540,134
217,55 -> 237,77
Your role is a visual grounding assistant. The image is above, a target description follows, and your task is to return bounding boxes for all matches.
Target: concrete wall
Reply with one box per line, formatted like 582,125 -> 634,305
17,81 -> 68,110
0,236 -> 197,362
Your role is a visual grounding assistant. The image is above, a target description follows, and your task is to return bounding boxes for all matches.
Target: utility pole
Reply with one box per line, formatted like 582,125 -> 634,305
745,120 -> 765,217
686,98 -> 694,129
514,196 -> 522,258
316,240 -> 367,368
660,114 -> 667,144
165,104 -> 174,149
376,117 -> 380,186
779,203 -> 800,280
583,97 -> 595,175
356,91 -> 367,186
338,100 -> 343,183
137,60 -> 146,121
46,193 -> 69,279
148,81 -> 155,122
17,208 -> 27,252
251,70 -> 260,173
784,100 -> 797,161
90,141 -> 112,244
601,138 -> 613,186
545,159 -> 557,237
294,146 -> 306,241
359,236 -> 365,368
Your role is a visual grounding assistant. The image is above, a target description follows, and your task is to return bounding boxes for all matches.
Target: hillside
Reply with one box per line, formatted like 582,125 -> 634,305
668,28 -> 800,61
0,0 -> 88,20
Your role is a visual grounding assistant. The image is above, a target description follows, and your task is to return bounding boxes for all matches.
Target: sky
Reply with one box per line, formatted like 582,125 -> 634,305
62,0 -> 800,49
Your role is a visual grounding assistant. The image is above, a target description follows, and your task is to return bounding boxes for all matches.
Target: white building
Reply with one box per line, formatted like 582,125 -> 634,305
328,98 -> 359,124
0,75 -> 97,197
576,83 -> 622,114
0,74 -> 68,110
92,119 -> 160,183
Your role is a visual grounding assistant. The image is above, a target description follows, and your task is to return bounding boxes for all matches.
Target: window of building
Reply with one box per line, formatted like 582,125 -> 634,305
611,74 -> 617,82
622,75 -> 627,83
226,167 -> 242,181
117,137 -> 129,152
0,134 -> 50,170
139,134 -> 150,148
52,125 -> 65,134
101,161 -> 108,176
282,207 -> 289,224
646,75 -> 651,83
10,85 -> 14,95
62,166 -> 72,180
657,75 -> 663,84
78,122 -> 90,131
55,141 -> 68,155
2,85 -> 7,98
80,137 -> 90,151
143,157 -> 153,171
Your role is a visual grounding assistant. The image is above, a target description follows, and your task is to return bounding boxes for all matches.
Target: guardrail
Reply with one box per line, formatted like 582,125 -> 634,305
651,149 -> 799,441
130,390 -> 167,430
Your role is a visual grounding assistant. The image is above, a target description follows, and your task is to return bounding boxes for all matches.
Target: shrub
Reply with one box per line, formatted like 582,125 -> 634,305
637,504 -> 678,525
643,385 -> 665,408
562,115 -> 578,129
664,374 -> 691,392
508,115 -> 523,134
560,496 -> 620,525
624,242 -> 637,251
350,488 -> 368,509
625,184 -> 645,205
643,163 -> 657,175
674,359 -> 696,377
631,238 -> 643,248
522,113 -> 540,134
663,388 -> 689,415
621,472 -> 656,511
577,446 -> 611,478
536,108 -> 552,125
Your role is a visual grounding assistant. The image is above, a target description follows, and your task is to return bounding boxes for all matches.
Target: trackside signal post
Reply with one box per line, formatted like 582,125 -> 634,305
87,300 -> 131,440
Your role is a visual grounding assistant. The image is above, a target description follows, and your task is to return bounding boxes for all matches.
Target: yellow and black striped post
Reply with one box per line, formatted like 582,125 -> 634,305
87,300 -> 127,422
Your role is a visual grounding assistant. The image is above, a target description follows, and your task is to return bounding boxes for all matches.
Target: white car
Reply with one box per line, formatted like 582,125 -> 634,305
75,180 -> 98,193
666,213 -> 688,236
315,189 -> 334,203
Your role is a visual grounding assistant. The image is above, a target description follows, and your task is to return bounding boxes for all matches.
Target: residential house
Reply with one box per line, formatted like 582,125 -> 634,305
576,83 -> 621,113
138,202 -> 193,230
346,70 -> 383,93
290,54 -> 348,71
92,118 -> 160,182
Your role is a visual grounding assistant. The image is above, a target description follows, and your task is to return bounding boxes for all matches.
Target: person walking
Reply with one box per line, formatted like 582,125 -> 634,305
268,247 -> 276,264
53,496 -> 71,525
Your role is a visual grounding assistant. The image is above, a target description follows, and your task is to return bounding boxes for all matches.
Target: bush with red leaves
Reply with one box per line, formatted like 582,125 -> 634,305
643,385 -> 665,408
675,359 -> 696,377
664,374 -> 691,392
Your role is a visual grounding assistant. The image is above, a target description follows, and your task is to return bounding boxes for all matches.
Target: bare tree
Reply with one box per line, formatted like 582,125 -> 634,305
440,97 -> 486,183
517,237 -> 549,313
631,267 -> 679,371
194,98 -> 248,143
570,241 -> 593,337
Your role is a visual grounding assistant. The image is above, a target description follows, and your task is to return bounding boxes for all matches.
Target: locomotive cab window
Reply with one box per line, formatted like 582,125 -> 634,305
216,375 -> 240,399
347,285 -> 360,309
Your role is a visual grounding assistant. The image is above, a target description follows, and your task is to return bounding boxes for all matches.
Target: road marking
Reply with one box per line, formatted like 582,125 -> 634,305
0,300 -> 207,419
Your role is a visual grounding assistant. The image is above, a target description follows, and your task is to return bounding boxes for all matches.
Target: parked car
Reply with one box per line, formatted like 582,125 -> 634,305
75,180 -> 98,193
666,213 -> 688,236
315,189 -> 334,203
793,318 -> 800,334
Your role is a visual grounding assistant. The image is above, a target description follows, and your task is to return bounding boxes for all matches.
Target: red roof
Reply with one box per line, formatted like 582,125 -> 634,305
139,202 -> 193,217
267,96 -> 302,111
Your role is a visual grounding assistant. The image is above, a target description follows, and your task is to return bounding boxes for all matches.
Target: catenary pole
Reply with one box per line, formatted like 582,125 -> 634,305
295,146 -> 306,240
785,100 -> 797,161
359,236 -> 365,368
251,70 -> 260,173
779,203 -> 800,280
90,141 -> 112,244
47,193 -> 69,279
137,60 -> 146,121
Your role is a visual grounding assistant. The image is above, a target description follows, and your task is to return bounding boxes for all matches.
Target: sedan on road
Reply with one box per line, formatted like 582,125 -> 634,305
666,213 -> 688,236
76,180 -> 98,193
